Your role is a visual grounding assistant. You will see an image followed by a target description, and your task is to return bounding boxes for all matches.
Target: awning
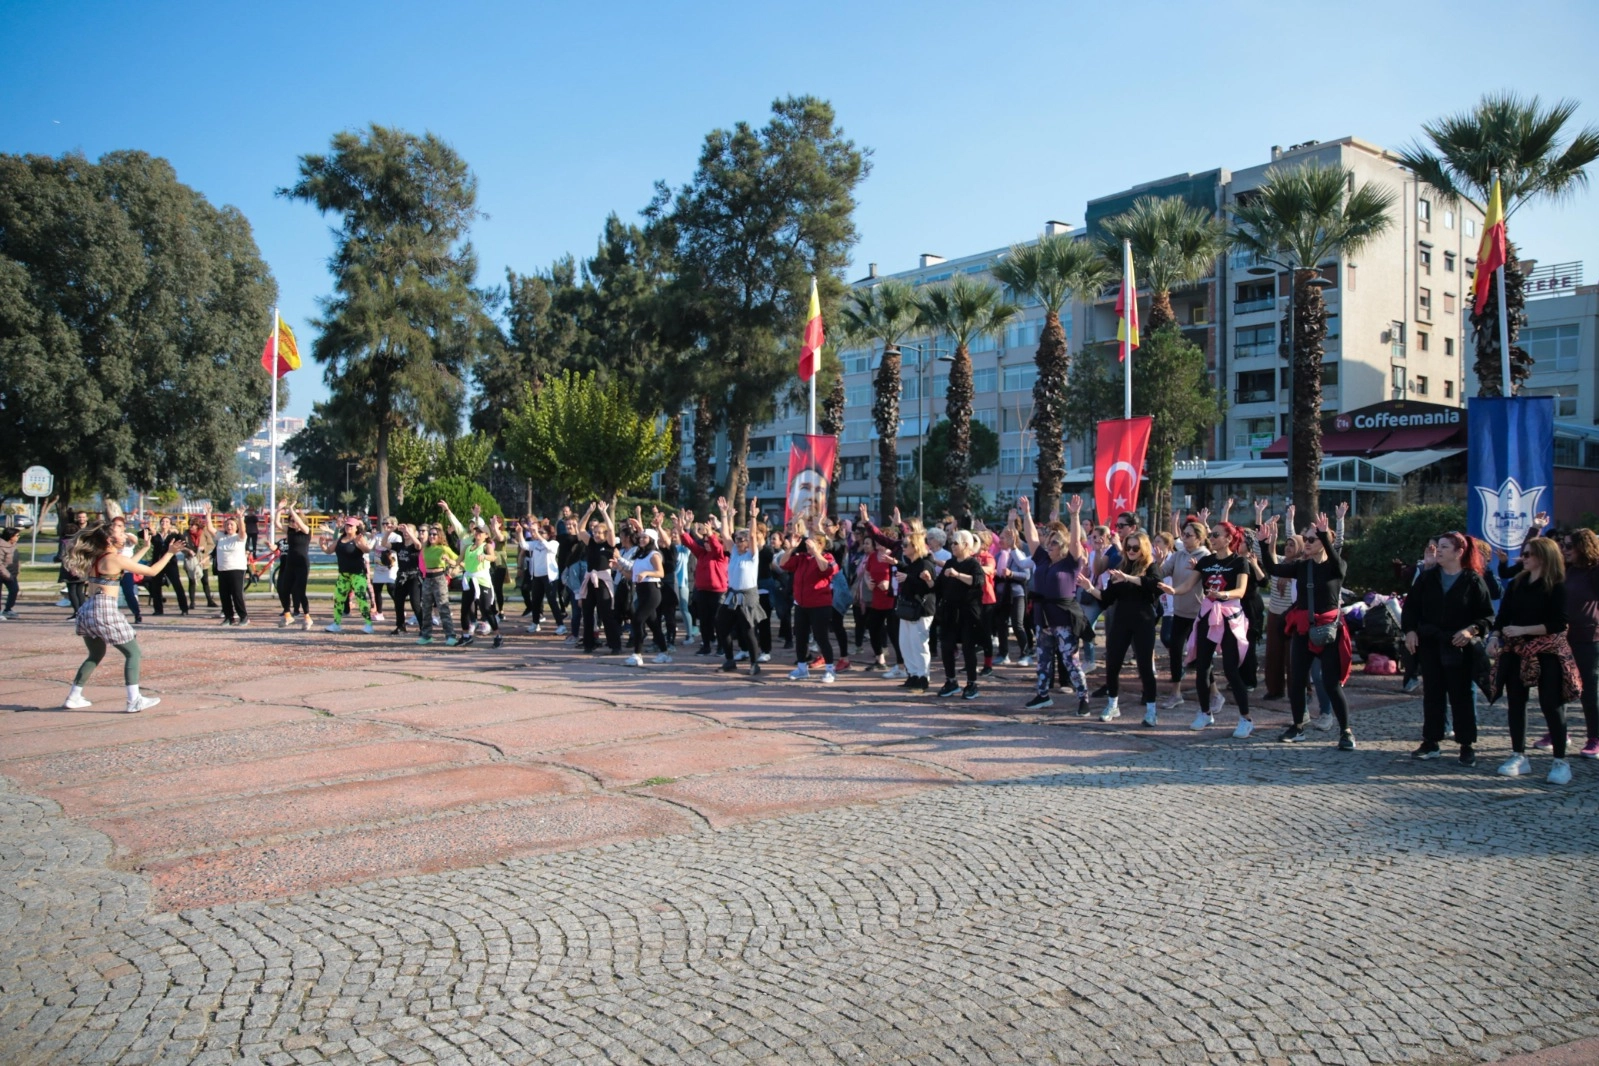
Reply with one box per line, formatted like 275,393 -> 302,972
1373,423 -> 1465,452
1260,428 -> 1390,458
1366,448 -> 1464,478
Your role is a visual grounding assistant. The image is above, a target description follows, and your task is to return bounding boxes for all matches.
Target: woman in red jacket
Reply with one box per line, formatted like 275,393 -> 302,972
779,520 -> 838,684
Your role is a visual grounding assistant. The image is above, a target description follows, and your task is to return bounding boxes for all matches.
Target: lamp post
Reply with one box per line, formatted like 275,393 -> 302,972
1246,260 -> 1334,514
899,342 -> 952,519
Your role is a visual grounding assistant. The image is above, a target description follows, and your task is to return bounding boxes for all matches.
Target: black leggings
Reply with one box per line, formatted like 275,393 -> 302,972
1289,633 -> 1348,729
793,604 -> 834,665
717,601 -> 758,662
1167,616 -> 1196,683
866,606 -> 901,663
148,560 -> 187,614
632,583 -> 666,654
528,575 -> 566,627
996,595 -> 1030,659
1419,641 -> 1477,746
461,581 -> 499,633
218,570 -> 247,623
1194,627 -> 1251,718
278,553 -> 310,616
940,610 -> 980,684
391,574 -> 423,630
1105,618 -> 1159,703
692,589 -> 721,651
1503,650 -> 1568,757
583,586 -> 620,651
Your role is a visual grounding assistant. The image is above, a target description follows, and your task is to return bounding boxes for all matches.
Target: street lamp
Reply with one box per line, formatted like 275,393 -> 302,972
1247,261 -> 1334,514
898,341 -> 953,519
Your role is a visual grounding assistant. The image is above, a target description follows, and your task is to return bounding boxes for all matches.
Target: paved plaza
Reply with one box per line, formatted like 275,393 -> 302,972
1,602 -> 1596,1065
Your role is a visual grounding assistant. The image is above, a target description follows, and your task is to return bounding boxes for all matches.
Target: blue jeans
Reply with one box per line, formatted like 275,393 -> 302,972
119,572 -> 142,621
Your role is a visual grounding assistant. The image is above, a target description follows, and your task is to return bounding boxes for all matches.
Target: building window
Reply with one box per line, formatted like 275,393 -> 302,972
1234,416 -> 1277,452
1235,280 -> 1275,314
1000,443 -> 1039,475
1321,360 -> 1340,387
1555,437 -> 1581,468
1444,380 -> 1455,399
1417,331 -> 1430,352
1235,323 -> 1276,357
1418,199 -> 1431,222
1392,365 -> 1408,398
1444,209 -> 1455,230
1444,251 -> 1457,272
1414,375 -> 1429,396
1001,363 -> 1038,392
1445,337 -> 1454,357
1347,264 -> 1357,291
843,349 -> 872,374
844,385 -> 871,409
1001,406 -> 1032,433
842,455 -> 871,481
1558,395 -> 1578,418
973,408 -> 997,432
1443,292 -> 1456,315
1466,218 -> 1477,238
1418,288 -> 1432,319
1235,369 -> 1275,404
1005,320 -> 1042,350
844,419 -> 872,443
1418,246 -> 1432,274
972,367 -> 997,393
969,331 -> 997,354
1523,324 -> 1580,372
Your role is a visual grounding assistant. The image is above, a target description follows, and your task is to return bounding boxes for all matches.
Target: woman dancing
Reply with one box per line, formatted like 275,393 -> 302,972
62,521 -> 176,712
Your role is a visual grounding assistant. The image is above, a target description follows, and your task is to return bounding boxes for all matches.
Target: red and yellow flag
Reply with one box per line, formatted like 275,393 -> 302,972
1114,256 -> 1139,360
1472,176 -> 1507,316
798,277 -> 823,382
260,315 -> 300,378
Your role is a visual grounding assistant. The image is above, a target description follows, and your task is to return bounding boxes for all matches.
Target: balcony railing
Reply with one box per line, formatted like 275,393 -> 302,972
1234,387 -> 1275,404
1234,341 -> 1276,359
1234,297 -> 1277,314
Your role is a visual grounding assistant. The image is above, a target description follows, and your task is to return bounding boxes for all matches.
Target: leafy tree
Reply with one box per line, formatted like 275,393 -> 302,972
471,260 -> 586,440
502,371 -> 674,504
285,401 -> 369,509
991,235 -> 1115,517
1061,344 -> 1122,464
916,277 -> 1018,517
819,356 -> 846,486
394,475 -> 502,528
1342,503 -> 1465,593
650,96 -> 869,513
1229,161 -> 1394,515
840,279 -> 918,516
1397,93 -> 1599,395
436,430 -> 494,482
1097,195 -> 1227,333
281,124 -> 491,522
386,426 -> 436,508
0,150 -> 277,517
1132,325 -> 1226,526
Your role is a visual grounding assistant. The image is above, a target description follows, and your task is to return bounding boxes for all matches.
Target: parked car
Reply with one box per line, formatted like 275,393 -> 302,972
1,512 -> 35,530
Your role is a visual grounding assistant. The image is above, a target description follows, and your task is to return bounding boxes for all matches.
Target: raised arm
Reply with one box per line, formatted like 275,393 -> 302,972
1018,495 -> 1039,552
1065,495 -> 1083,559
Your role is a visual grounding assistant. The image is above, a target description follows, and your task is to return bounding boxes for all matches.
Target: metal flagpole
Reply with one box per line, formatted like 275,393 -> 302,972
808,372 -> 816,436
267,307 -> 279,545
1123,238 -> 1133,420
1492,169 -> 1512,396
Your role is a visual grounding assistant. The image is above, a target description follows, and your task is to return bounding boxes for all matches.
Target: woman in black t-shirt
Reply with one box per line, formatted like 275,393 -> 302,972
1260,513 -> 1353,748
1169,522 -> 1256,738
936,529 -> 985,700
1078,533 -> 1167,726
277,506 -> 313,630
1490,537 -> 1575,783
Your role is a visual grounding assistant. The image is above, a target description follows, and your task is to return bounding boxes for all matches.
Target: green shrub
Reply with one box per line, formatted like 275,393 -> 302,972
395,476 -> 503,528
1342,503 -> 1466,594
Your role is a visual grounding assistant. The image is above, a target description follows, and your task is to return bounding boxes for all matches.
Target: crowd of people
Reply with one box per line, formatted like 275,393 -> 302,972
41,495 -> 1599,783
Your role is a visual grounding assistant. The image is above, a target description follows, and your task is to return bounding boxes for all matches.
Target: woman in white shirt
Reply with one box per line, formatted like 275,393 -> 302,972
620,528 -> 668,665
211,506 -> 251,626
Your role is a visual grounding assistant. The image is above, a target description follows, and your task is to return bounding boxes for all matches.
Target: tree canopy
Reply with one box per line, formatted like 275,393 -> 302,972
501,371 -> 674,504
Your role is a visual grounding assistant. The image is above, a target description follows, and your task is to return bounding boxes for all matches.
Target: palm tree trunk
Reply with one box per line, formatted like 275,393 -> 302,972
821,375 -> 845,489
1147,288 -> 1176,334
1289,273 -> 1329,516
945,343 -> 974,518
662,411 -> 682,506
1031,312 -> 1069,518
375,419 -> 392,523
692,396 -> 715,512
1469,243 -> 1532,396
873,345 -> 902,520
725,418 -> 750,518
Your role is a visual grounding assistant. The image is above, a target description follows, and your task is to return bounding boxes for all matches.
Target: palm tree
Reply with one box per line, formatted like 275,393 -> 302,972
1230,161 -> 1395,515
990,235 -> 1115,518
839,279 -> 920,517
1097,195 -> 1228,333
1397,92 -> 1599,395
915,277 -> 1019,518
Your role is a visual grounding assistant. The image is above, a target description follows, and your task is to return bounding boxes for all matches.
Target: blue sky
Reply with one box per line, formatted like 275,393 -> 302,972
3,0 -> 1597,421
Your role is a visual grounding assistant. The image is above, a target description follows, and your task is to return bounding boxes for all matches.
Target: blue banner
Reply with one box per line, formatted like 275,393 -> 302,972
1467,397 -> 1554,560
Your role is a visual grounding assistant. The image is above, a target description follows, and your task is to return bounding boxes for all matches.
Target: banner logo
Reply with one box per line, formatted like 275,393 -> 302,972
1466,397 -> 1554,562
1475,478 -> 1544,555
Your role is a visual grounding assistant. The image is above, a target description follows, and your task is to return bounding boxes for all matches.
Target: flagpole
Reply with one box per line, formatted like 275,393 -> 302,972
1491,168 -> 1512,396
808,372 -> 816,436
1122,238 -> 1133,420
267,307 -> 279,546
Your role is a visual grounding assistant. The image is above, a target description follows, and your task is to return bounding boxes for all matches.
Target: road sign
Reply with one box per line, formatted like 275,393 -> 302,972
21,465 -> 52,497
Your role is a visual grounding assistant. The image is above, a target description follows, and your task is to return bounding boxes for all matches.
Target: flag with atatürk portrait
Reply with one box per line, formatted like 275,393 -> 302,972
785,433 -> 837,524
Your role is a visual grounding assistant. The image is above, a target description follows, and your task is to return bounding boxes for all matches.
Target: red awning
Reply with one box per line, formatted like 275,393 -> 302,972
1264,428 -> 1391,457
1371,423 -> 1465,453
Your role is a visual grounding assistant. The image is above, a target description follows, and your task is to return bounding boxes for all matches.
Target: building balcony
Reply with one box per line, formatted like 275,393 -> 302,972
1234,297 -> 1277,315
1234,387 -> 1275,404
1234,341 -> 1276,359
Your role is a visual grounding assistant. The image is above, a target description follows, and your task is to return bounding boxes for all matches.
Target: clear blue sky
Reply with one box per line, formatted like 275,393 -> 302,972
4,0 -> 1597,422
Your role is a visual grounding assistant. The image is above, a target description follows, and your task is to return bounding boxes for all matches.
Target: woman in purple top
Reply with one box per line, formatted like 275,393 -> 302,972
1018,494 -> 1090,714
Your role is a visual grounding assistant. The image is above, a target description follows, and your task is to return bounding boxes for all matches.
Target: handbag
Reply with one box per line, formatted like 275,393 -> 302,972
1306,560 -> 1340,647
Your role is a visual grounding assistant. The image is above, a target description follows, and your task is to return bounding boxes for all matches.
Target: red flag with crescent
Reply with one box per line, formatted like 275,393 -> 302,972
1094,416 -> 1152,523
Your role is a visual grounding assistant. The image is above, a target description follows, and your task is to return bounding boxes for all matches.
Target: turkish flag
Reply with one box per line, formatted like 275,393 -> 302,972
1094,416 -> 1153,523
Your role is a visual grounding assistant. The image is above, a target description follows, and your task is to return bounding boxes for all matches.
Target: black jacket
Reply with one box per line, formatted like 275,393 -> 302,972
1401,567 -> 1494,643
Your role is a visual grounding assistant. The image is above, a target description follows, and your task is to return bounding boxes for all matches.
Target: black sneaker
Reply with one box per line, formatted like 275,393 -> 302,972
900,677 -> 917,689
492,634 -> 503,649
457,633 -> 474,647
1411,742 -> 1441,760
1091,684 -> 1110,698
749,661 -> 761,677
720,659 -> 738,673
1459,745 -> 1476,767
911,676 -> 929,692
1076,698 -> 1092,717
1338,730 -> 1356,751
1279,724 -> 1307,743
978,665 -> 994,678
938,680 -> 961,698
962,683 -> 979,700
696,646 -> 714,656
1025,694 -> 1054,711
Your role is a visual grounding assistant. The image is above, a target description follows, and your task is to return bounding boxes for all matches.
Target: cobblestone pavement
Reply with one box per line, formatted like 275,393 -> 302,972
1,603 -> 1597,1064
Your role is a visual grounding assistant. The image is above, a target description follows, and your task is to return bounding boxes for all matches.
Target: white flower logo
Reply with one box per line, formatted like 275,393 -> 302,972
1475,477 -> 1545,553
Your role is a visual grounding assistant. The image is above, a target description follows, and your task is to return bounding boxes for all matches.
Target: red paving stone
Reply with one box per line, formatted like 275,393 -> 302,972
365,693 -> 612,731
0,704 -> 313,759
642,753 -> 956,827
145,793 -> 697,910
301,677 -> 516,714
459,707 -> 712,755
552,727 -> 826,788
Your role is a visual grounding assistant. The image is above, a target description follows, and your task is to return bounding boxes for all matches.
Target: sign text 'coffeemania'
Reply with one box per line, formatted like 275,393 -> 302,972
1333,407 -> 1462,433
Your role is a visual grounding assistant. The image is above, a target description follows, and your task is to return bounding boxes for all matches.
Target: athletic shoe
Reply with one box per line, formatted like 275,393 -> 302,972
417,637 -> 433,645
978,665 -> 994,678
1025,694 -> 1054,711
362,623 -> 375,635
457,633 -> 474,647
445,636 -> 459,647
652,652 -> 673,664
911,676 -> 930,692
1581,738 -> 1599,759
624,654 -> 643,667
1099,699 -> 1121,722
882,665 -> 907,680
526,624 -> 541,635
125,696 -> 160,714
492,634 -> 503,649
1402,677 -> 1421,694
219,618 -> 232,627
1190,711 -> 1214,730
1001,656 -> 1018,666
1533,733 -> 1554,750
1091,684 -> 1110,699
63,695 -> 92,710
55,596 -> 71,607
278,615 -> 291,629
1548,759 -> 1573,785
1410,742 -> 1441,760
938,680 -> 961,698
1019,655 -> 1035,667
371,612 -> 385,623
1338,731 -> 1357,751
1314,713 -> 1336,733
555,625 -> 567,636
1497,753 -> 1531,777
1232,718 -> 1254,739
477,622 -> 491,636
835,658 -> 851,672
301,617 -> 312,631
1142,707 -> 1158,727
720,660 -> 738,673
1075,698 -> 1092,717
734,650 -> 750,662
749,661 -> 762,677
1158,692 -> 1183,710
822,666 -> 836,685
1279,724 -> 1307,743
1458,745 -> 1476,767
788,663 -> 810,681
390,627 -> 406,636
758,653 -> 771,663
237,620 -> 249,627
962,683 -> 979,701
809,655 -> 825,669
1209,691 -> 1225,716
697,647 -> 715,657
325,623 -> 343,634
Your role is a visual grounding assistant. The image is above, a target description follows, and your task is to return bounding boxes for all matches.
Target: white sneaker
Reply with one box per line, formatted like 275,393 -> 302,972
527,623 -> 541,635
1158,692 -> 1182,710
1190,711 -> 1214,730
362,623 -> 375,635
1142,706 -> 1158,727
1209,691 -> 1225,716
555,624 -> 568,636
1497,753 -> 1531,777
652,652 -> 673,664
624,653 -> 643,667
882,665 -> 906,680
1232,718 -> 1254,739
1001,656 -> 1018,666
788,664 -> 810,681
1313,713 -> 1336,732
1548,759 -> 1573,785
758,653 -> 771,662
55,596 -> 71,607
125,696 -> 159,713
325,623 -> 343,634
822,666 -> 836,684
63,695 -> 92,710
734,650 -> 750,662
1019,655 -> 1035,667
1099,699 -> 1121,722
371,612 -> 386,623
477,622 -> 491,636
